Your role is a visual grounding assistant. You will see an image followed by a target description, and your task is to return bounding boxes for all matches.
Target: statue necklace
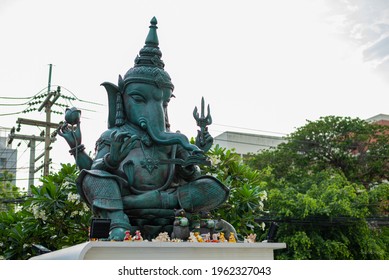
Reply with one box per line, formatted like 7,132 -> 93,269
140,141 -> 159,174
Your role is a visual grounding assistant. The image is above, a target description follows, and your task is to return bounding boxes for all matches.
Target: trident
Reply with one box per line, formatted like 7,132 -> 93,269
193,97 -> 212,146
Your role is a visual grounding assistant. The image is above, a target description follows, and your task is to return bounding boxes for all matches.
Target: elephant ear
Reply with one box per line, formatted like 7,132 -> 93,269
101,81 -> 121,129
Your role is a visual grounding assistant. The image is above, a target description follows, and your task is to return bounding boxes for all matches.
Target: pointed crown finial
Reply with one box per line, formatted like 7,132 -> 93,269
145,17 -> 159,46
123,17 -> 174,91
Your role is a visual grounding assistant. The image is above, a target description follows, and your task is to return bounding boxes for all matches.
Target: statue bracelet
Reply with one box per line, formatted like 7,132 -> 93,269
102,153 -> 119,169
69,144 -> 85,156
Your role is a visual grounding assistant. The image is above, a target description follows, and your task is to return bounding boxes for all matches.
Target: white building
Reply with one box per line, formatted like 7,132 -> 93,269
213,131 -> 286,156
366,114 -> 389,126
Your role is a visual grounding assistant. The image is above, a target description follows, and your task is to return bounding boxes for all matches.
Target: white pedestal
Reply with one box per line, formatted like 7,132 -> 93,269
30,241 -> 286,260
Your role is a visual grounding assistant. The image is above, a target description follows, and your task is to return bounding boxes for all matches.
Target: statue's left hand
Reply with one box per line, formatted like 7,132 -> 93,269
57,121 -> 82,148
195,127 -> 213,152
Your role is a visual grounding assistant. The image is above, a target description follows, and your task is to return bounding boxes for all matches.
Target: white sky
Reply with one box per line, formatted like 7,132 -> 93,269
1,0 -> 389,189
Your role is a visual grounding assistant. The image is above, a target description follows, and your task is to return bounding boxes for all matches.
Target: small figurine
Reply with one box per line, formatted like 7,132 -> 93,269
123,231 -> 132,241
211,233 -> 219,243
194,232 -> 204,242
132,230 -> 143,241
171,209 -> 190,241
215,219 -> 237,239
228,232 -> 237,243
244,233 -> 257,243
218,232 -> 227,243
203,233 -> 211,242
152,232 -> 170,242
188,232 -> 198,242
199,211 -> 216,235
170,238 -> 182,242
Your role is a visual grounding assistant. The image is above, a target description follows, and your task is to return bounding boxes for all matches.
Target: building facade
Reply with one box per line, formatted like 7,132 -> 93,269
213,131 -> 286,156
366,114 -> 389,127
213,114 -> 389,157
0,128 -> 17,185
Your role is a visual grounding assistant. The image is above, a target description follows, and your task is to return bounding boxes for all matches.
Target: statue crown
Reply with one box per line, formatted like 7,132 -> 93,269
123,17 -> 174,91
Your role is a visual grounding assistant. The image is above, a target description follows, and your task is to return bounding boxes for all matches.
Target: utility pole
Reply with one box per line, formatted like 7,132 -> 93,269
7,133 -> 46,194
7,64 -> 60,191
37,64 -> 60,176
13,118 -> 59,169
28,138 -> 35,190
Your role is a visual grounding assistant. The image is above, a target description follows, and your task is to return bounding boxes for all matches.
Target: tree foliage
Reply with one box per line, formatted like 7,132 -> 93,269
2,115 -> 388,260
0,164 -> 91,260
247,116 -> 389,259
249,116 -> 389,188
264,170 -> 388,259
0,171 -> 22,212
202,144 -> 269,239
0,145 -> 271,259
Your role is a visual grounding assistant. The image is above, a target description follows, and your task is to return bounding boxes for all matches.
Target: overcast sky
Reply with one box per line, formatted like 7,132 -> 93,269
1,0 -> 389,188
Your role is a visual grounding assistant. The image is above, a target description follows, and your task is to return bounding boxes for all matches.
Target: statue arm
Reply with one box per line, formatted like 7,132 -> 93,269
58,121 -> 93,170
175,145 -> 201,180
72,150 -> 93,170
90,136 -> 113,170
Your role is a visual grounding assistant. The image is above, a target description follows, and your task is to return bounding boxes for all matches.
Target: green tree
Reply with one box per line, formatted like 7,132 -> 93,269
249,116 -> 389,188
0,171 -> 22,212
203,144 -> 269,240
264,169 -> 388,259
0,164 -> 91,259
247,116 -> 389,259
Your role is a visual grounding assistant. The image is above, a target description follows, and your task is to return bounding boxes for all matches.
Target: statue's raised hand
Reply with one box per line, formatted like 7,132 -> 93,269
195,127 -> 213,153
106,131 -> 138,168
57,121 -> 82,148
193,97 -> 213,152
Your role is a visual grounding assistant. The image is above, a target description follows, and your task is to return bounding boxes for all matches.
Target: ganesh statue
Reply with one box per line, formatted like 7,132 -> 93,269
58,17 -> 234,241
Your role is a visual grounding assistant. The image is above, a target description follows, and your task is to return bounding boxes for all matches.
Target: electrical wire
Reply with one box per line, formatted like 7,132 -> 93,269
213,123 -> 289,136
0,110 -> 25,116
213,137 -> 285,148
0,102 -> 30,106
0,177 -> 42,182
0,96 -> 33,100
0,87 -> 49,100
12,147 -> 26,166
53,85 -> 104,106
1,146 -> 17,164
255,217 -> 389,227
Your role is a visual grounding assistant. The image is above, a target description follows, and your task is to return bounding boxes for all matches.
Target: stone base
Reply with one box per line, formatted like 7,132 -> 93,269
30,241 -> 286,260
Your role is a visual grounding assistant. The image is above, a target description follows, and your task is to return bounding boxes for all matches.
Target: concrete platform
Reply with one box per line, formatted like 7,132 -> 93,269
30,241 -> 286,260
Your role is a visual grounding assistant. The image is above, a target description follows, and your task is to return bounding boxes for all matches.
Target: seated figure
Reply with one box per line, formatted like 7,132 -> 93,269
58,17 -> 230,241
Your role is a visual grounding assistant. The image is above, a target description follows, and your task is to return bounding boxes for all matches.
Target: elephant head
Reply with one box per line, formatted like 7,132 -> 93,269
101,17 -> 200,152
124,82 -> 200,151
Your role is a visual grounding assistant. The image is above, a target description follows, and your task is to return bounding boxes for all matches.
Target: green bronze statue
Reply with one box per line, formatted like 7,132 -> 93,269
58,17 -> 231,241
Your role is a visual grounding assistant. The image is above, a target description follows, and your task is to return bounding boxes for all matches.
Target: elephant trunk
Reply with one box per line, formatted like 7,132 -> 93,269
139,117 -> 200,152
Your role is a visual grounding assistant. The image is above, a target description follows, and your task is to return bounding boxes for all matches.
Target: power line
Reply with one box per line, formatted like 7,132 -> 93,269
5,143 -> 44,172
1,177 -> 42,181
0,140 -> 22,159
255,217 -> 389,228
0,110 -> 24,117
214,138 -> 284,148
0,84 -> 102,119
53,85 -> 104,106
0,102 -> 29,106
9,146 -> 28,171
0,86 -> 49,100
213,123 -> 289,136
1,166 -> 33,171
0,96 -> 33,100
